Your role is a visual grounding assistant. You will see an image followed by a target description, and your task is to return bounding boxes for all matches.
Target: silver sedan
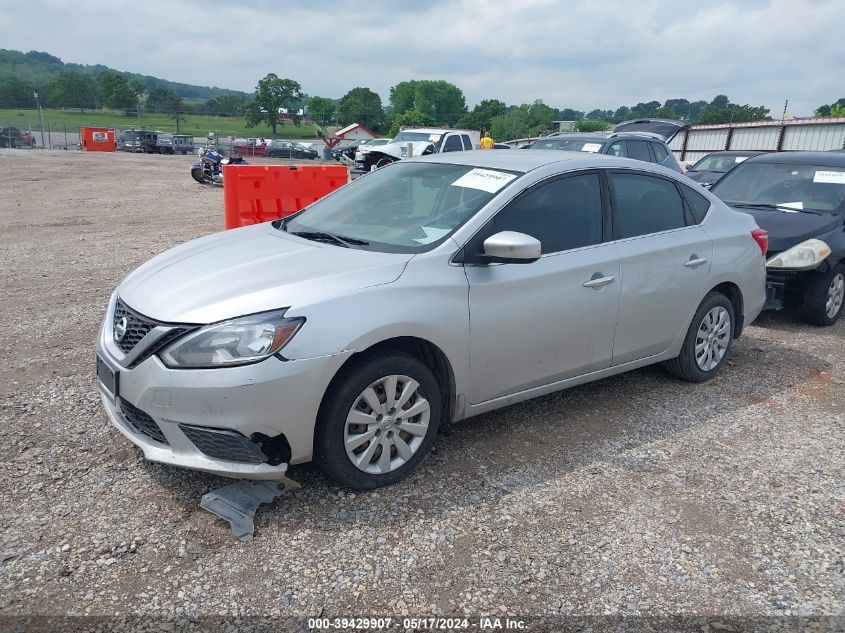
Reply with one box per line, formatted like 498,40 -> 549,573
96,151 -> 767,489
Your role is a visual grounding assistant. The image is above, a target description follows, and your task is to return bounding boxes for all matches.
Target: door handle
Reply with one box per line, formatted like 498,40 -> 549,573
582,274 -> 615,289
684,257 -> 708,269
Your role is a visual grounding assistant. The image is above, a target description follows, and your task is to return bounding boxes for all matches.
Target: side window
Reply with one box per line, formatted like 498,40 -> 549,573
443,135 -> 463,152
626,140 -> 652,162
461,135 -> 473,150
679,183 -> 712,223
610,172 -> 687,239
652,143 -> 669,163
484,174 -> 603,254
607,141 -> 627,157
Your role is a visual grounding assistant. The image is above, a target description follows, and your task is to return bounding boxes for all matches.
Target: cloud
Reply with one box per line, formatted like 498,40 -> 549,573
2,0 -> 842,116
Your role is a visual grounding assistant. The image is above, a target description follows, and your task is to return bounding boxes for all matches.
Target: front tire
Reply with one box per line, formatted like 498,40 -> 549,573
315,351 -> 441,489
665,291 -> 735,382
801,263 -> 845,326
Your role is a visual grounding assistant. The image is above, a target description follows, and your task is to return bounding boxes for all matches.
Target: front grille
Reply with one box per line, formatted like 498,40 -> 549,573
113,298 -> 194,367
113,298 -> 155,354
179,425 -> 267,464
120,399 -> 169,445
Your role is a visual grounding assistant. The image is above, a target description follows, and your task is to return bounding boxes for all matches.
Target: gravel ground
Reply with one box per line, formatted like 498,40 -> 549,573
0,150 -> 843,631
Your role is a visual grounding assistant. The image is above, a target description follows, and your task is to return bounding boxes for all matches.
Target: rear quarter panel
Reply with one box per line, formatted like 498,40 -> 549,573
700,200 -> 767,327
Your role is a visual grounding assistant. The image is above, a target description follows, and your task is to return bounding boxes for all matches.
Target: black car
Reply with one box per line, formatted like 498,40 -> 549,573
710,152 -> 845,325
684,151 -> 766,188
528,118 -> 686,173
266,141 -> 318,159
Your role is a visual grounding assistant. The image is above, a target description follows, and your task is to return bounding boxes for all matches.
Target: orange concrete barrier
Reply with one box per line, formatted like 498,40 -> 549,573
223,164 -> 349,229
80,127 -> 116,152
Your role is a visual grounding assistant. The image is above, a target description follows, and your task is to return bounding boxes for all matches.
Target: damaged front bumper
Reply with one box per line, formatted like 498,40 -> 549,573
100,392 -> 296,480
96,315 -> 352,480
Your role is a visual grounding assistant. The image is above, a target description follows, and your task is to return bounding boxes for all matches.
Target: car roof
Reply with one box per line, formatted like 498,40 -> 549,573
746,151 -> 845,167
406,148 -> 654,172
543,134 -> 611,142
700,150 -> 766,157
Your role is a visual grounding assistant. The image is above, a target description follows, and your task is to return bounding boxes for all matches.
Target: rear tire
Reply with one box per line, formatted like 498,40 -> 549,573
665,291 -> 735,382
315,351 -> 441,490
801,263 -> 845,326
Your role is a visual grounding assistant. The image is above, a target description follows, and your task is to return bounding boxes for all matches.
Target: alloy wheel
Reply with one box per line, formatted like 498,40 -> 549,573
695,306 -> 731,372
344,374 -> 431,474
826,273 -> 844,319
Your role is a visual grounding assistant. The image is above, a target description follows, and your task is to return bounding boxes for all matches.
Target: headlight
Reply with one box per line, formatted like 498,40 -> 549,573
160,310 -> 304,369
766,239 -> 831,270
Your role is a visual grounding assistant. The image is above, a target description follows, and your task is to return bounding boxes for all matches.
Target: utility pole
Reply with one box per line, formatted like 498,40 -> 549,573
33,90 -> 46,149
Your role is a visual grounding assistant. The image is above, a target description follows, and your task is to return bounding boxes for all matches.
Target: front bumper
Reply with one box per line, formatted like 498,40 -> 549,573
96,307 -> 351,480
765,268 -> 804,311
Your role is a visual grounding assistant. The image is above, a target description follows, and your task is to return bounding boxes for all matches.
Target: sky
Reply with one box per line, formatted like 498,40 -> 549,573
3,0 -> 844,117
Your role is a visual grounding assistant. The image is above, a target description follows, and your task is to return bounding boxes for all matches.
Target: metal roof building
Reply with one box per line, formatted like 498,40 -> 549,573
670,116 -> 845,163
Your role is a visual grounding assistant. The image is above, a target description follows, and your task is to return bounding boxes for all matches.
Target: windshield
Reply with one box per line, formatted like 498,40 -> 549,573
691,154 -> 751,173
529,138 -> 605,153
281,162 -> 521,253
392,132 -> 441,144
712,162 -> 845,213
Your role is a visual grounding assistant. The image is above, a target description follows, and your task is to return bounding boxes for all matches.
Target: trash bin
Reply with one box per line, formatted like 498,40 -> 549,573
322,147 -> 332,160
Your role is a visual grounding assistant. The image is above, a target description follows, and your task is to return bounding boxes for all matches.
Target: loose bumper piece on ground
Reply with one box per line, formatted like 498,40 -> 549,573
200,476 -> 300,541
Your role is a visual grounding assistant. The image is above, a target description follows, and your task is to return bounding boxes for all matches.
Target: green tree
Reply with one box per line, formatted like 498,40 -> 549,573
337,87 -> 386,133
555,108 -> 585,121
388,80 -> 467,125
815,98 -> 845,117
456,99 -> 507,132
0,76 -> 34,108
244,74 -> 303,134
575,119 -> 611,132
388,109 -> 437,136
145,87 -> 177,112
48,71 -> 97,111
653,106 -> 676,119
489,101 -> 554,141
97,71 -> 136,109
306,96 -> 336,125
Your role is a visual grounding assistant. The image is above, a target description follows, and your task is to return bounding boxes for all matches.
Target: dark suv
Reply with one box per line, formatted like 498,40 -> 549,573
528,119 -> 686,173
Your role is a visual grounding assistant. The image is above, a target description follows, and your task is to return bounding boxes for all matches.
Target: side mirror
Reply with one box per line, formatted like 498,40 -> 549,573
482,231 -> 542,263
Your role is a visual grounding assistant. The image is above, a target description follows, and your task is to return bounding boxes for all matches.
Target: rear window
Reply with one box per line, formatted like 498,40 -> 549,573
652,143 -> 669,163
530,138 -> 605,153
627,141 -> 652,162
680,183 -> 712,223
611,172 -> 687,239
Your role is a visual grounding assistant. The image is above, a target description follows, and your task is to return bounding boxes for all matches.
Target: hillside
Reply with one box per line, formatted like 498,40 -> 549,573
0,49 -> 250,102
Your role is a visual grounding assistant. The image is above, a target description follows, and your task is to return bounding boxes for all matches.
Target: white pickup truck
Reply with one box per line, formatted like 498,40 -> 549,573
354,127 -> 481,171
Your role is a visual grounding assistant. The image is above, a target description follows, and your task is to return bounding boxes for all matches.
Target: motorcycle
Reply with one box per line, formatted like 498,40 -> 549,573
191,140 -> 247,185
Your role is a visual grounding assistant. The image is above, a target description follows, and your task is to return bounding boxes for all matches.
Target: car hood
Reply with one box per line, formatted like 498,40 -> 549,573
686,170 -> 726,185
366,141 -> 433,160
730,207 -> 839,252
117,223 -> 411,323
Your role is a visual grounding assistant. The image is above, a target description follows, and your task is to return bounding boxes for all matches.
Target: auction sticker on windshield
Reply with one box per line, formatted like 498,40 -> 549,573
582,142 -> 603,153
451,168 -> 517,193
813,170 -> 845,184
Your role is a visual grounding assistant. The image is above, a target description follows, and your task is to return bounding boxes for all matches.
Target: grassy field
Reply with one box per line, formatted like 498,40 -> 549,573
0,108 -> 319,139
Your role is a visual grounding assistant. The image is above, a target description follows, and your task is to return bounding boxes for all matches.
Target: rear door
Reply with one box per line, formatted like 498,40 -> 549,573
609,170 -> 713,365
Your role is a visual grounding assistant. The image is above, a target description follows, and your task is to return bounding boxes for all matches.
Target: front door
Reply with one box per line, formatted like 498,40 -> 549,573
464,172 -> 621,404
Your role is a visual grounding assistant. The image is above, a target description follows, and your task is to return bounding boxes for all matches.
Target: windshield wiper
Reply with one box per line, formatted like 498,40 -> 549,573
728,202 -> 822,215
290,230 -> 369,247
